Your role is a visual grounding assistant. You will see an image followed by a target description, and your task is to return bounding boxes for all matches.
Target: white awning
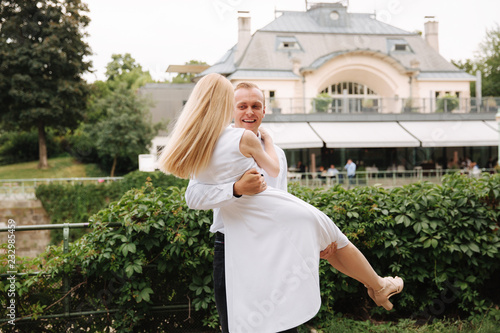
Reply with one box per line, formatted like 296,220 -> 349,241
484,120 -> 499,133
309,122 -> 420,148
260,122 -> 324,149
399,121 -> 498,147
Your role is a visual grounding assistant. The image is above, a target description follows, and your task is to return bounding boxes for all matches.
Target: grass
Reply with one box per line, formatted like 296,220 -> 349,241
0,156 -> 107,179
299,316 -> 500,332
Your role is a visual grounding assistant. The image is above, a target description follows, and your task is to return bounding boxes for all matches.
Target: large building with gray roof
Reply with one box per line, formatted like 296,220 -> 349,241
153,1 -> 498,176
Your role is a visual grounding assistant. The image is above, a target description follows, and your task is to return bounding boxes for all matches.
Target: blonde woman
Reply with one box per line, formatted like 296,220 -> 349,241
159,73 -> 403,333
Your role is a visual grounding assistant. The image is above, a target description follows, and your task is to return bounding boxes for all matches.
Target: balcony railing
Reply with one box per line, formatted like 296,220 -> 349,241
266,97 -> 500,114
287,169 -> 495,189
0,177 -> 123,200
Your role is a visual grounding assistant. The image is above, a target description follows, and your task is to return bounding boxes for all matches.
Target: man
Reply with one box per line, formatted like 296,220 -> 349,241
344,159 -> 356,188
185,82 -> 335,333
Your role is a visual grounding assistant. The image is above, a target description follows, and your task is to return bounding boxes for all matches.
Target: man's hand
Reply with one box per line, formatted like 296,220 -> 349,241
233,168 -> 266,196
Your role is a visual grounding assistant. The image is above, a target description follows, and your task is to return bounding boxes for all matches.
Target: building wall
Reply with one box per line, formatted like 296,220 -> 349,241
138,83 -> 195,135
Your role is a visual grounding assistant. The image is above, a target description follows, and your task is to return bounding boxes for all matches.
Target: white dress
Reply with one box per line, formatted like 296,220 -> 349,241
196,127 -> 350,333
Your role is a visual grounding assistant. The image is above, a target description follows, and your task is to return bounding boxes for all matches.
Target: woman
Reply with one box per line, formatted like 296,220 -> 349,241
159,73 -> 403,333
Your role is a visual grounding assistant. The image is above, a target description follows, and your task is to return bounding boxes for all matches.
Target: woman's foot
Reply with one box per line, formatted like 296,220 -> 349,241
366,277 -> 404,310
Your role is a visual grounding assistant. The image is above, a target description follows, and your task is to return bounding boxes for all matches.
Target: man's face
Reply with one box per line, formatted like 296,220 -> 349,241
233,87 -> 266,134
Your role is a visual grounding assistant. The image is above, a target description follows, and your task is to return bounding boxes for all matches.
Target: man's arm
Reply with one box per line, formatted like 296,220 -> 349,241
185,168 -> 266,210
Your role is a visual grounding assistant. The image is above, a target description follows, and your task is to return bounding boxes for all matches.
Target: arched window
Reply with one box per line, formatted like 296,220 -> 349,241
318,82 -> 379,113
320,82 -> 377,96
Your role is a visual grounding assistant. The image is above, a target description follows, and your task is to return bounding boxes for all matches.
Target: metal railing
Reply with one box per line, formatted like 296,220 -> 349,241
0,177 -> 123,199
0,222 -> 190,325
287,168 -> 494,189
266,96 -> 500,114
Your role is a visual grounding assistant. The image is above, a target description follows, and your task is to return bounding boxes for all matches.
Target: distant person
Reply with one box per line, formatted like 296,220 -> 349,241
471,162 -> 481,178
344,159 -> 356,188
327,164 -> 339,178
297,160 -> 306,173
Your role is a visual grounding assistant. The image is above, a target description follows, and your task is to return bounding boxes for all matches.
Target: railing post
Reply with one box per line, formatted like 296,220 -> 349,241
63,223 -> 70,316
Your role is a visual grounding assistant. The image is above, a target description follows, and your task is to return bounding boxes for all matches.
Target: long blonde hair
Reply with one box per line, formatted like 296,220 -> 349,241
158,73 -> 234,179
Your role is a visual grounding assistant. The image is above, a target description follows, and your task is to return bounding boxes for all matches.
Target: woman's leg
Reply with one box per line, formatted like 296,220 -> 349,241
322,243 -> 404,310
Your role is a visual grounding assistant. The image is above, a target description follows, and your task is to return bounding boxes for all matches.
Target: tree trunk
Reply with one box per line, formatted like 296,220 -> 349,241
110,156 -> 117,177
38,122 -> 48,169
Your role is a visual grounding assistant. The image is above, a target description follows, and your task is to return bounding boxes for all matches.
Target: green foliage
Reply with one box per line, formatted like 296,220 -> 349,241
35,170 -> 188,244
292,173 -> 500,324
312,92 -> 332,112
453,24 -> 500,97
0,129 -> 64,165
1,182 -> 215,332
171,60 -> 208,83
89,85 -> 161,176
0,0 -> 92,167
3,173 -> 499,331
478,24 -> 500,97
436,94 -> 459,112
67,54 -> 160,176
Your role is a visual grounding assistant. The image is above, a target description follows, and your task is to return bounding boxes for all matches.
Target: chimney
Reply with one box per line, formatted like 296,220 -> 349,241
424,17 -> 439,53
235,11 -> 251,63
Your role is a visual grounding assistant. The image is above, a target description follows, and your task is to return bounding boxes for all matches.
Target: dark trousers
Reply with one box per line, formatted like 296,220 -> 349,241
213,232 -> 298,333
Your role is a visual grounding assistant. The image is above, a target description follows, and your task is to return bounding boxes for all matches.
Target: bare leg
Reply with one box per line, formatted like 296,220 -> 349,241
322,243 -> 404,310
325,243 -> 384,290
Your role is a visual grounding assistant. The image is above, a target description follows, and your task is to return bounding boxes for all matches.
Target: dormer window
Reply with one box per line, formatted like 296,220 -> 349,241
394,44 -> 408,51
276,36 -> 303,52
387,38 -> 413,53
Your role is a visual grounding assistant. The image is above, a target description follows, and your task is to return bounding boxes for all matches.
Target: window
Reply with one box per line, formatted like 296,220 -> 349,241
276,36 -> 303,52
387,38 -> 413,53
321,82 -> 377,96
394,44 -> 408,51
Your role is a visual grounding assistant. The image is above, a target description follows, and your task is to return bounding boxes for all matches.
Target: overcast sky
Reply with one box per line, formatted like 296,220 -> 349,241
82,0 -> 500,82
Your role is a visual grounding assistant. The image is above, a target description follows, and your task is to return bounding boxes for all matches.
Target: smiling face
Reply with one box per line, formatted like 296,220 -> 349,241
233,87 -> 266,134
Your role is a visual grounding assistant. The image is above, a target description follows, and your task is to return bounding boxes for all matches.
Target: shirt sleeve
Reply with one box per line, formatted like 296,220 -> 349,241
185,179 -> 237,210
276,146 -> 288,192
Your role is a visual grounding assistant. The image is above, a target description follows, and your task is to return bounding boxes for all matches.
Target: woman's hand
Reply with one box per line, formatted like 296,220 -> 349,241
259,127 -> 272,143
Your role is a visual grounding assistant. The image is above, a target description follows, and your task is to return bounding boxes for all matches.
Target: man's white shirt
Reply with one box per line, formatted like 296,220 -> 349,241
185,126 -> 288,233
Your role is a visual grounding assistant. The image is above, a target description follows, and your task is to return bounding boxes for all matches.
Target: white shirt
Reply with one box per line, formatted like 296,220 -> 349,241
185,128 -> 288,233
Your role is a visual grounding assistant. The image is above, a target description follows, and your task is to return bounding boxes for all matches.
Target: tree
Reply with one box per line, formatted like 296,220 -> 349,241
452,24 -> 500,97
90,84 -> 160,177
171,59 -> 208,83
105,53 -> 153,91
0,0 -> 92,169
477,24 -> 500,97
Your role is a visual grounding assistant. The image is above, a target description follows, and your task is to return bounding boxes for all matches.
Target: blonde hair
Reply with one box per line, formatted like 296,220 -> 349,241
158,73 -> 235,179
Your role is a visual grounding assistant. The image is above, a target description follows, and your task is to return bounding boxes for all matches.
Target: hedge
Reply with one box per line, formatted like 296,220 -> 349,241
35,170 -> 188,243
1,173 -> 499,332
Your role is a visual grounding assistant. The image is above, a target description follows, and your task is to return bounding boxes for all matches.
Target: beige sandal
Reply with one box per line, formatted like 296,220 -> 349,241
367,276 -> 404,310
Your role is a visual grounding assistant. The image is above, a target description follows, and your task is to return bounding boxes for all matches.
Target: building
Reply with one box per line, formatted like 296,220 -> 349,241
153,1 -> 499,173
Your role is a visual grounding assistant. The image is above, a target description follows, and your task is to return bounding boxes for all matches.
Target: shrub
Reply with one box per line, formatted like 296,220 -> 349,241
3,173 -> 499,331
35,170 -> 188,244
1,182 -> 215,332
436,94 -> 459,112
312,92 -> 332,113
0,129 -> 64,165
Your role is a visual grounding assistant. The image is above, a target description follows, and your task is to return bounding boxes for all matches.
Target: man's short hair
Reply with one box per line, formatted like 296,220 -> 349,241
235,82 -> 266,107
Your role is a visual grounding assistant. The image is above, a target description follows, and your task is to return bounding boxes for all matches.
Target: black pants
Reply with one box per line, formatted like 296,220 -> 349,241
213,232 -> 298,333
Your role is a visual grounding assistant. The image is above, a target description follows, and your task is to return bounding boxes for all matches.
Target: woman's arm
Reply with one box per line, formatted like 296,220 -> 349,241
239,129 -> 280,177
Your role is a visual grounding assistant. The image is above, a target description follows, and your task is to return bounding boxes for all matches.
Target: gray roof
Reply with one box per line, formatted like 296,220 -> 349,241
204,3 -> 468,79
227,70 -> 300,80
417,72 -> 476,80
260,9 -> 413,35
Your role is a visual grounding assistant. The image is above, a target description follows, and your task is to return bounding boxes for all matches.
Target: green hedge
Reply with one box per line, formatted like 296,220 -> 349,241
2,173 -> 499,332
35,170 -> 188,243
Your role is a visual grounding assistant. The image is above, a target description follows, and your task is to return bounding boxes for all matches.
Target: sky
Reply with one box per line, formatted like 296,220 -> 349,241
82,0 -> 500,83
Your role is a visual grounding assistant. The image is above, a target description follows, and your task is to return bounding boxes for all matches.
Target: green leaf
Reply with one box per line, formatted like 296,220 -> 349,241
469,243 -> 480,253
